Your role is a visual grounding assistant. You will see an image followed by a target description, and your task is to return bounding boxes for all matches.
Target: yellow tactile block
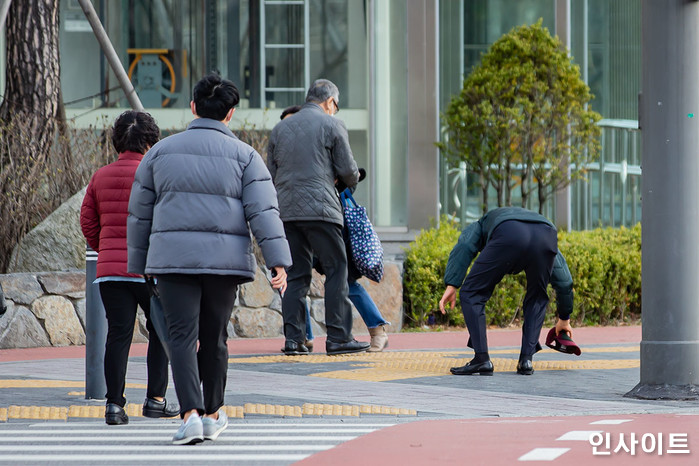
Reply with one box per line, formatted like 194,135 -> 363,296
0,408 -> 7,422
0,380 -> 147,389
6,405 -> 68,420
223,405 -> 245,419
309,356 -> 639,382
243,403 -> 302,417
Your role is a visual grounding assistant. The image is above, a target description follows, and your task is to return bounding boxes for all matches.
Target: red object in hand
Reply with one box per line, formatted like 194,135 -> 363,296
545,327 -> 582,356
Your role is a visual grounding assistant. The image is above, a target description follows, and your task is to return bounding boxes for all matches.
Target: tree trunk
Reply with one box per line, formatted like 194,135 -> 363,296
537,181 -> 547,214
0,0 -> 62,272
0,0 -> 61,143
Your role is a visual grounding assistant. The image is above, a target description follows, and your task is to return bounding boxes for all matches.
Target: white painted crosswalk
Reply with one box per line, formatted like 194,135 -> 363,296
0,421 -> 395,464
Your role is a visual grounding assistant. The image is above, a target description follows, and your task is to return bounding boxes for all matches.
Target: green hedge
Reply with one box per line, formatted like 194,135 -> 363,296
403,218 -> 641,328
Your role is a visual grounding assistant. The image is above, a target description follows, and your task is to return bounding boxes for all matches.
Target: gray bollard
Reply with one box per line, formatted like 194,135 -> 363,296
85,245 -> 108,400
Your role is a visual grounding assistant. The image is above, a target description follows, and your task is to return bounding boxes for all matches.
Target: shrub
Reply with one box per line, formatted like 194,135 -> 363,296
403,221 -> 642,328
403,216 -> 462,326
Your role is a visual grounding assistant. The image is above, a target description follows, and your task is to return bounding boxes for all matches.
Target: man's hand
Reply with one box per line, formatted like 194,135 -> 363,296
555,318 -> 573,337
270,266 -> 287,295
439,285 -> 458,314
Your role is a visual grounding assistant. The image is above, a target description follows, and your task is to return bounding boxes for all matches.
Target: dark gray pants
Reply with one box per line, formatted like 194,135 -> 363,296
282,220 -> 354,344
156,274 -> 238,417
459,220 -> 558,357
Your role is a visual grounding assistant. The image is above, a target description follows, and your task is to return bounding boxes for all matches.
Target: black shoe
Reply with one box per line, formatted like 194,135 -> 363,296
142,397 -> 180,418
105,403 -> 129,425
450,360 -> 494,376
326,339 -> 370,355
282,340 -> 310,355
517,358 -> 534,375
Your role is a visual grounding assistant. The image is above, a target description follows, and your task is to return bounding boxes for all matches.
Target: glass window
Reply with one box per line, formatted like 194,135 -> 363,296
570,0 -> 641,119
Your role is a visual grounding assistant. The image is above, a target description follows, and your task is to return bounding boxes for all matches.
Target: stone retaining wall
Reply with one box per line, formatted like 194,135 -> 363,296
0,264 -> 403,349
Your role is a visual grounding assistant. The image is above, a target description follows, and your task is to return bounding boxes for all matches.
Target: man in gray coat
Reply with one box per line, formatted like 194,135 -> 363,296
128,74 -> 291,445
267,79 -> 370,356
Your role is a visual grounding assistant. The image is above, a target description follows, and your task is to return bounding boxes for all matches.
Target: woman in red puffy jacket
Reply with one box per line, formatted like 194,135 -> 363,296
80,111 -> 178,425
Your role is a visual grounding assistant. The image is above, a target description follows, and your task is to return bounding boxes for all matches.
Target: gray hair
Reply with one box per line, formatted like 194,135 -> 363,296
305,79 -> 339,104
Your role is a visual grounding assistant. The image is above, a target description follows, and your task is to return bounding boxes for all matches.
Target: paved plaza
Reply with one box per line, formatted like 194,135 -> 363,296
1,325 -> 697,464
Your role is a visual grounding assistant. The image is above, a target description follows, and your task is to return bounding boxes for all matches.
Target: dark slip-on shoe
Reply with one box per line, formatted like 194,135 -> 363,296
545,327 -> 582,356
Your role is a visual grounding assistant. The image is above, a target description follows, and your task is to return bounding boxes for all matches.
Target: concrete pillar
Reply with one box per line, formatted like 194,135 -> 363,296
85,246 -> 107,400
554,0 -> 572,231
406,0 -> 440,231
626,0 -> 699,399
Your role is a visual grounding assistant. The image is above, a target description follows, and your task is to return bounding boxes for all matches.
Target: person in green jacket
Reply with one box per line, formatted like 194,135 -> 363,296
439,207 -> 574,376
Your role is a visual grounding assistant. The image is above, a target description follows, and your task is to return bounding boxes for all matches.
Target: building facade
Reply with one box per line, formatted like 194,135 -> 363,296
2,0 -> 642,241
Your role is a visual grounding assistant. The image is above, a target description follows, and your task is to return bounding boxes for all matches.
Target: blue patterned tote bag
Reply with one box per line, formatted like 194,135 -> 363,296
340,190 -> 384,282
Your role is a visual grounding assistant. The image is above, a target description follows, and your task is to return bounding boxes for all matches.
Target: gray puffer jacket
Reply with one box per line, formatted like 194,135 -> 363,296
267,102 -> 358,226
127,118 -> 292,281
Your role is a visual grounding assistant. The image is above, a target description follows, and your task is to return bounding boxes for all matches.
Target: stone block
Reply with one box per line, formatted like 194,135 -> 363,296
310,270 -> 325,298
238,267 -> 276,308
38,271 -> 86,299
232,306 -> 283,338
31,295 -> 86,346
357,262 -> 403,331
8,188 -> 87,273
74,298 -> 87,330
0,274 -> 44,305
0,302 -> 51,349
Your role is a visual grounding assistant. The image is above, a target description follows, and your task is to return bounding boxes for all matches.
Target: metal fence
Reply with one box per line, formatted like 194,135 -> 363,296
439,119 -> 642,230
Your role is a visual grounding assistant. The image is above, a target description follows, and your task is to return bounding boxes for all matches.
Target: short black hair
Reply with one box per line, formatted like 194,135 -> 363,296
111,111 -> 160,154
280,105 -> 302,120
192,73 -> 240,121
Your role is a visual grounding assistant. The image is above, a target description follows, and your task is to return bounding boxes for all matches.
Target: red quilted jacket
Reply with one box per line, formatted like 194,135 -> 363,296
80,151 -> 144,278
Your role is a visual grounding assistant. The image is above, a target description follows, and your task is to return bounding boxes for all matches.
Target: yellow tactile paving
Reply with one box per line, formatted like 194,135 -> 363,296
231,348 -> 638,365
310,356 -> 639,382
244,403 -> 303,417
6,405 -> 68,420
0,380 -> 147,389
0,403 -> 412,421
229,350 -> 639,382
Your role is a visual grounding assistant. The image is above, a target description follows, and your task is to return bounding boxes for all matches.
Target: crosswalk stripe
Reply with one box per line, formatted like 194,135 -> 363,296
0,420 -> 395,463
0,453 -> 311,462
0,428 -> 378,434
0,445 -> 332,451
0,435 -> 360,442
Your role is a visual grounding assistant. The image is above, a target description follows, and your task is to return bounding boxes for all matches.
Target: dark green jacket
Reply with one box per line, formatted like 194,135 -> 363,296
443,207 -> 574,320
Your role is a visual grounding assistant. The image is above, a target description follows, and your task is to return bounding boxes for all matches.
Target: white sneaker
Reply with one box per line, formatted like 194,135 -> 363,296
202,410 -> 228,441
172,413 -> 204,445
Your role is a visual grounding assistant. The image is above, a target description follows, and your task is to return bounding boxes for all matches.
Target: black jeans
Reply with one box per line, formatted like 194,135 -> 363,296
99,280 -> 169,407
459,220 -> 558,356
156,274 -> 239,417
282,220 -> 354,344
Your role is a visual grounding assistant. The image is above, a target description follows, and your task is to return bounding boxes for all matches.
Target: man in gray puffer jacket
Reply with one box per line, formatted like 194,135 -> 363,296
267,79 -> 370,356
128,74 -> 291,445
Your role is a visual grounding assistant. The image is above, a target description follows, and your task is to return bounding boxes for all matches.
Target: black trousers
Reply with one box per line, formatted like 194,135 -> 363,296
99,281 -> 169,407
156,274 -> 238,417
459,220 -> 558,357
282,220 -> 354,344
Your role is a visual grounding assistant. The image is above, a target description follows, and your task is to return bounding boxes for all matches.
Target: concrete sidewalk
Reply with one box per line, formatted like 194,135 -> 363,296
1,325 -> 698,464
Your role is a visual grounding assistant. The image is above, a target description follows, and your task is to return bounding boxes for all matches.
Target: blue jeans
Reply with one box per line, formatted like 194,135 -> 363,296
305,280 -> 388,340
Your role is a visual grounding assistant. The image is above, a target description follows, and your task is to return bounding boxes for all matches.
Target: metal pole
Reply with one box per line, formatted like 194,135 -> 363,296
626,0 -> 699,399
85,245 -> 107,400
0,0 -> 11,33
76,0 -> 144,111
